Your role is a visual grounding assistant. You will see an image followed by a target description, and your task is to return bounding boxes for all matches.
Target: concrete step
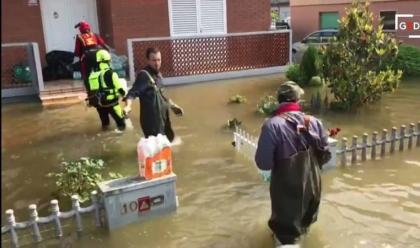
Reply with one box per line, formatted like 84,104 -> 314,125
40,91 -> 87,106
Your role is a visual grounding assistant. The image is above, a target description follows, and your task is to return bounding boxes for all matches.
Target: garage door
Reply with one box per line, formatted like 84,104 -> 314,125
320,12 -> 339,30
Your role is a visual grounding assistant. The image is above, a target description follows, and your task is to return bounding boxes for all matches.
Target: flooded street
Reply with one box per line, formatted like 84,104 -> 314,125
2,74 -> 420,247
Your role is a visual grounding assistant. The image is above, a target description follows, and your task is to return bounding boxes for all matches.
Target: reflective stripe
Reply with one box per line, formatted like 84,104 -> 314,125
78,32 -> 97,48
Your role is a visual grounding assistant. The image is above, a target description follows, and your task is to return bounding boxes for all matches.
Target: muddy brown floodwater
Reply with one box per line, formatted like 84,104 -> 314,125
2,74 -> 420,247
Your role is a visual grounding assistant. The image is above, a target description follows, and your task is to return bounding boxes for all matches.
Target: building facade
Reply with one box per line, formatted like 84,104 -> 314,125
290,0 -> 420,46
2,0 -> 271,64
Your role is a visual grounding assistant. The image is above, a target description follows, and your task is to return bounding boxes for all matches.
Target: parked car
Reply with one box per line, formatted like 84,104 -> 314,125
292,29 -> 338,63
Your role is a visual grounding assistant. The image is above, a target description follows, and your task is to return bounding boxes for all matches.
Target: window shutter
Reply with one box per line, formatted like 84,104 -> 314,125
199,0 -> 225,34
171,0 -> 198,35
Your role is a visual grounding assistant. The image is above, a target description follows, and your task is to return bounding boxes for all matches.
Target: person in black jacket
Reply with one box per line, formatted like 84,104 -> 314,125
123,47 -> 183,141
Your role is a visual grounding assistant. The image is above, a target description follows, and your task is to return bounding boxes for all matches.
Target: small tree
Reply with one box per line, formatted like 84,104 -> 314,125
300,46 -> 320,83
321,0 -> 402,110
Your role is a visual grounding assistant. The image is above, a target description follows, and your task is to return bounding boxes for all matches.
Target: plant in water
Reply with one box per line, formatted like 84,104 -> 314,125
286,64 -> 307,85
48,157 -> 122,202
300,46 -> 321,83
226,118 -> 242,130
320,0 -> 402,110
228,94 -> 247,104
257,95 -> 278,116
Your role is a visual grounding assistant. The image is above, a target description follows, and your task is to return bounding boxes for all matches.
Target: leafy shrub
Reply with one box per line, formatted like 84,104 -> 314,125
226,118 -> 242,129
320,0 -> 402,110
286,64 -> 307,85
309,76 -> 323,86
228,94 -> 247,104
257,95 -> 279,116
48,157 -> 122,202
395,45 -> 420,78
300,46 -> 320,83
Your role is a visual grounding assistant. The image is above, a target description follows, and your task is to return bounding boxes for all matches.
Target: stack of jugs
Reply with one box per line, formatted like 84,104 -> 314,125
137,134 -> 173,180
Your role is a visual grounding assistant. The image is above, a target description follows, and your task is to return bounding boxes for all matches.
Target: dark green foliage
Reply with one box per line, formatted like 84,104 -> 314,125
320,0 -> 402,110
48,157 -> 122,202
395,45 -> 420,78
257,95 -> 279,116
286,64 -> 307,85
300,46 -> 320,82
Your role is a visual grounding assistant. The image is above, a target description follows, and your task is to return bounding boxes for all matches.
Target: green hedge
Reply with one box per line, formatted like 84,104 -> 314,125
395,45 -> 420,78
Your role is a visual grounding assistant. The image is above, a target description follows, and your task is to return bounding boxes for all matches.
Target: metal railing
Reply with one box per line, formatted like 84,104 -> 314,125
1,191 -> 101,248
1,42 -> 44,98
233,121 -> 420,168
127,30 -> 291,85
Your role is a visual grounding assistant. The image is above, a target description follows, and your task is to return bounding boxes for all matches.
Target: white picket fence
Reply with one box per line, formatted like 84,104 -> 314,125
233,121 -> 420,167
1,191 -> 101,248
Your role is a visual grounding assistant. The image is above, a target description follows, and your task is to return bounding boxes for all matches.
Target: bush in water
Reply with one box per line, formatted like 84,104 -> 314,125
228,94 -> 247,104
395,45 -> 420,78
300,46 -> 321,83
257,95 -> 279,116
321,0 -> 402,110
286,64 -> 307,86
48,157 -> 122,202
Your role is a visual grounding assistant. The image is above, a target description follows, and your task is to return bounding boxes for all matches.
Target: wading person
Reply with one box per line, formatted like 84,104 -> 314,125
254,81 -> 330,247
123,47 -> 184,142
87,49 -> 126,131
74,20 -> 110,89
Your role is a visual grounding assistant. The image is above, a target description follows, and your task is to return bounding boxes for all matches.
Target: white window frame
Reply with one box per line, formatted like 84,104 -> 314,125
168,0 -> 227,37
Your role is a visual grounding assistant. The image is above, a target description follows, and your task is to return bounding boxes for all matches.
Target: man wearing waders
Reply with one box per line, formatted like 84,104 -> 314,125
123,47 -> 184,142
74,21 -> 109,89
255,81 -> 330,247
87,49 -> 126,131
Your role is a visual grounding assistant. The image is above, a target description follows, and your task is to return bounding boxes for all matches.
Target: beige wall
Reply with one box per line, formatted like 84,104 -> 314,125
291,0 -> 413,6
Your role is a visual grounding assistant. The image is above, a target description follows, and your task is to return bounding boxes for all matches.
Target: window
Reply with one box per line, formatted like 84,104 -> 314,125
380,11 -> 396,31
320,31 -> 337,43
169,0 -> 226,36
304,32 -> 321,44
320,12 -> 339,30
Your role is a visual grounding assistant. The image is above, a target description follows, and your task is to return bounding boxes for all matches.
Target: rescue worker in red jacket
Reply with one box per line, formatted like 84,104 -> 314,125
74,20 -> 109,89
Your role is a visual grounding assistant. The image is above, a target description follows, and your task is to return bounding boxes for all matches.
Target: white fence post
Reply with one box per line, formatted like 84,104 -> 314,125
371,131 -> 378,160
6,209 -> 18,248
361,133 -> 368,161
127,39 -> 135,83
408,123 -> 415,149
390,127 -> 397,153
351,136 -> 357,164
91,191 -> 102,227
72,195 -> 83,234
29,204 -> 42,243
399,125 -> 406,151
50,200 -> 63,238
341,138 -> 347,167
381,129 -> 387,157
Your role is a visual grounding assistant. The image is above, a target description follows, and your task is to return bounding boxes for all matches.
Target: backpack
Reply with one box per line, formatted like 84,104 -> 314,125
88,70 -> 116,107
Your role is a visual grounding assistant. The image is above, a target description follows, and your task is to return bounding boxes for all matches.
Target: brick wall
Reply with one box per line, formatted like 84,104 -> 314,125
107,0 -> 170,54
1,1 -> 46,64
96,0 -> 114,47
1,46 -> 32,89
227,0 -> 271,33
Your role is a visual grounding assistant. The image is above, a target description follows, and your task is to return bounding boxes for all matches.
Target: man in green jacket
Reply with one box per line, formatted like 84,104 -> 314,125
87,49 -> 126,131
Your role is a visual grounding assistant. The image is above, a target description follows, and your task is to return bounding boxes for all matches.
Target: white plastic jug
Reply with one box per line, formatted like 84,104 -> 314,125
137,135 -> 173,180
